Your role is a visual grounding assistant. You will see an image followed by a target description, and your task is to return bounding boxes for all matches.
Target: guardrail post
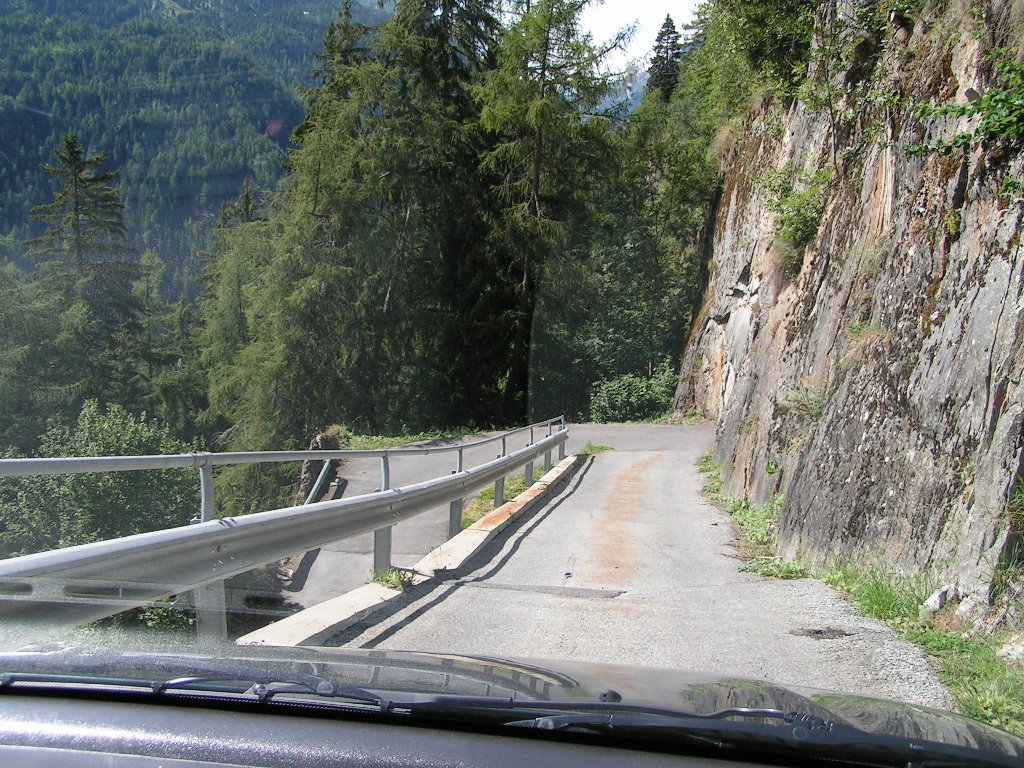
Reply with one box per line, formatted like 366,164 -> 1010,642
494,454 -> 505,507
304,458 -> 334,505
375,455 -> 393,575
194,460 -> 227,643
545,422 -> 552,468
448,448 -> 464,539
558,429 -> 566,460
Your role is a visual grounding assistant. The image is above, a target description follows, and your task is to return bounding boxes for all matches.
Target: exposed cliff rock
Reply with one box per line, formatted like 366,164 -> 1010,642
675,0 -> 1023,608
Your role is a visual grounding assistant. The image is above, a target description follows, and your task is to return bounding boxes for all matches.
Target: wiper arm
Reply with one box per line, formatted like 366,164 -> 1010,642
500,707 -> 1019,768
155,674 -> 388,708
2,670 -> 390,711
506,707 -> 824,730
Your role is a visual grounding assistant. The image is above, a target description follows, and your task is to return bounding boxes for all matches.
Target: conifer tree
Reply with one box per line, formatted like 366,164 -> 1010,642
648,15 -> 681,102
24,133 -> 145,413
25,134 -> 131,277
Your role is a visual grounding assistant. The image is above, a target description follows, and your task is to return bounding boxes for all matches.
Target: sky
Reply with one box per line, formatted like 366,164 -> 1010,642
580,0 -> 701,68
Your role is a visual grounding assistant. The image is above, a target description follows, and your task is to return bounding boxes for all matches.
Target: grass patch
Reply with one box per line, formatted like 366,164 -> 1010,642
697,453 -> 807,579
346,428 -> 476,450
822,563 -> 1024,736
579,441 -> 612,456
372,566 -> 413,590
741,557 -> 809,579
459,466 -> 547,530
697,451 -> 726,502
779,379 -> 826,427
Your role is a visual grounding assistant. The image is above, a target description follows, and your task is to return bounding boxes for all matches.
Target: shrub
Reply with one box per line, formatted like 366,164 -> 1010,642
758,165 -> 832,247
780,379 -> 826,426
589,361 -> 676,423
909,54 -> 1024,157
0,400 -> 199,555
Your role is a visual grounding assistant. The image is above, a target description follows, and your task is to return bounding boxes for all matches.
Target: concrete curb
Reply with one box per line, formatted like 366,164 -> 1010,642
236,454 -> 583,647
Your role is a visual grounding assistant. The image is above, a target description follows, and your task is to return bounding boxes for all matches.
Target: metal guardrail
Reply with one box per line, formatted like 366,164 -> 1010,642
0,418 -> 568,642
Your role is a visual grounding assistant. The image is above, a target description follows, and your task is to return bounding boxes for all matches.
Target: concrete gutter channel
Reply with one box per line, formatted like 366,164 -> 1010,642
236,455 -> 583,647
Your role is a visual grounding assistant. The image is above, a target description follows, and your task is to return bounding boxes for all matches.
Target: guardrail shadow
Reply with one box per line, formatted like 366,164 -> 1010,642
322,456 -> 595,648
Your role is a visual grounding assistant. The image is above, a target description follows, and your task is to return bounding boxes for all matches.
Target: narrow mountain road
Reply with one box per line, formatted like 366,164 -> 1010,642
324,424 -> 949,707
287,428 -> 555,608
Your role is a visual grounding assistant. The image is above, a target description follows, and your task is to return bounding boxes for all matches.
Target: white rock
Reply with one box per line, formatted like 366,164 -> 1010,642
996,635 -> 1024,662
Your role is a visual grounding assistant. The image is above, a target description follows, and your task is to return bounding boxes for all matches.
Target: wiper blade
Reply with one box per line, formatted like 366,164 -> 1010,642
154,674 -> 388,708
1,670 -> 390,711
499,707 -> 1020,768
506,707 -> 824,730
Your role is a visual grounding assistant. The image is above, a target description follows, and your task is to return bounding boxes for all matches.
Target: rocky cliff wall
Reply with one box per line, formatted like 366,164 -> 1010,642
674,0 -> 1024,610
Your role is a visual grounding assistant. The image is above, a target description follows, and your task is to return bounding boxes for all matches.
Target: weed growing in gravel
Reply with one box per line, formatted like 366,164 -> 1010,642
697,456 -> 806,579
823,562 -> 1024,736
727,495 -> 781,546
373,567 -> 413,591
579,442 -> 612,456
697,451 -> 726,502
459,466 -> 546,530
740,557 -> 809,579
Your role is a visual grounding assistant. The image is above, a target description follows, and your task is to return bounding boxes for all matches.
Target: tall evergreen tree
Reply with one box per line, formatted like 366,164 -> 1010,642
25,134 -> 130,277
648,15 -> 681,102
474,0 -> 620,413
200,0 -> 509,443
23,133 -> 146,414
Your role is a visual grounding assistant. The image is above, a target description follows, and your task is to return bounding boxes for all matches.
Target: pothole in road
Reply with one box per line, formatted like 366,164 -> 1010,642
789,627 -> 854,639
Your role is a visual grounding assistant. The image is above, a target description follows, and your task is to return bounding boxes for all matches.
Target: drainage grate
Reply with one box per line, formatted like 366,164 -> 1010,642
789,627 -> 853,639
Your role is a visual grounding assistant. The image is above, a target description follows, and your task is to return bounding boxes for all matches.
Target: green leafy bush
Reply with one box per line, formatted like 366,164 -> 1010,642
0,400 -> 199,556
758,166 -> 832,247
909,54 -> 1024,156
589,361 -> 677,423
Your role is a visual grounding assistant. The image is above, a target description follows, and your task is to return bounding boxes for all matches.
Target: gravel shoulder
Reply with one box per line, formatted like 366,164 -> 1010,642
327,424 -> 950,708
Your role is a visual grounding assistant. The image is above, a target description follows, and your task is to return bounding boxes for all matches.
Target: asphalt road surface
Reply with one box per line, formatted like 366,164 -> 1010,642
319,423 -> 949,707
284,425 -> 569,608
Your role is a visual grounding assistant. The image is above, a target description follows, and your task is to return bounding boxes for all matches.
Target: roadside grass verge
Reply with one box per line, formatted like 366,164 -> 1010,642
696,452 -> 808,579
579,441 -> 612,455
342,428 -> 477,450
459,466 -> 547,530
695,455 -> 1024,734
822,563 -> 1024,736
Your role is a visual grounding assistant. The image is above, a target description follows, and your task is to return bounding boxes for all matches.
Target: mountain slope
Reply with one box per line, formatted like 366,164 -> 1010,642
0,0 -> 385,295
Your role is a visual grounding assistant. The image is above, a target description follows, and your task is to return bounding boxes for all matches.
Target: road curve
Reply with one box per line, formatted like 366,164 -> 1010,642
323,424 -> 948,708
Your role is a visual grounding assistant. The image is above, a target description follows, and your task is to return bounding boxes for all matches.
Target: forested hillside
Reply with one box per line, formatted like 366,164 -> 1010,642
2,0 -> 704,532
0,0 -> 385,295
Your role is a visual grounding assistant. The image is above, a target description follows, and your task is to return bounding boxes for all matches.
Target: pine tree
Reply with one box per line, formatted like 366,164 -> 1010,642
648,15 -> 681,102
23,133 -> 145,413
25,134 -> 131,277
474,0 -> 620,412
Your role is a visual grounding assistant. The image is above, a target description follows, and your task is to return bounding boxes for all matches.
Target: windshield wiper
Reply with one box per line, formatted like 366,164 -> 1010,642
155,674 -> 390,709
1,670 -> 391,711
2,664 -> 1019,767
498,707 -> 1020,768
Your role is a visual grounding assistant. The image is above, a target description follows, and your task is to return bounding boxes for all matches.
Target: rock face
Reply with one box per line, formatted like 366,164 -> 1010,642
675,1 -> 1023,601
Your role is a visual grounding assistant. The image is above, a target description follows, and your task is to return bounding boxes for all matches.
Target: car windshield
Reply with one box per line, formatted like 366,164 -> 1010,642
1,0 -> 1023,761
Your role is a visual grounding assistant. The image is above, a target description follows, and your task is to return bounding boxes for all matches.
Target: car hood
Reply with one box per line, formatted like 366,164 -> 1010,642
4,642 -> 1023,759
